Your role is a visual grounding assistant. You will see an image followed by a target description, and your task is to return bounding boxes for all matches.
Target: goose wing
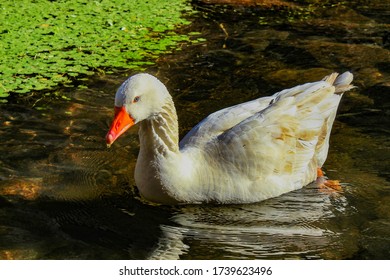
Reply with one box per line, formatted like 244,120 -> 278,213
179,96 -> 273,149
201,72 -> 353,184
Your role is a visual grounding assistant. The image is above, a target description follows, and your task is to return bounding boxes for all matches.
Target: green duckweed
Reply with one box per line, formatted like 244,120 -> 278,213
0,0 -> 196,101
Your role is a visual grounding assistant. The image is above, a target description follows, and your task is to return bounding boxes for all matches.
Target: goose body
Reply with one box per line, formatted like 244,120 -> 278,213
106,72 -> 354,204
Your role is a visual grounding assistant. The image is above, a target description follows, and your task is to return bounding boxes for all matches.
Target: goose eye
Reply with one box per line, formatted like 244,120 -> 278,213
133,96 -> 140,103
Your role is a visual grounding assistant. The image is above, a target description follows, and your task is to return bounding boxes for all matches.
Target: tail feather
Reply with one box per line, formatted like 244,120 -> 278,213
323,71 -> 355,94
315,71 -> 354,168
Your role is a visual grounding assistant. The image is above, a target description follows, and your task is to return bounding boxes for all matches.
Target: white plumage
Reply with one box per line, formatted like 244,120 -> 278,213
106,72 -> 354,204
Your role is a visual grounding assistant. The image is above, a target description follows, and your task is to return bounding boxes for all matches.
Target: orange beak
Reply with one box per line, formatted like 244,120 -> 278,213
106,106 -> 135,147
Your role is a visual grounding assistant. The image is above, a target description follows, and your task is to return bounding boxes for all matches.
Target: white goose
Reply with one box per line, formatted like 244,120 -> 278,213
106,72 -> 353,204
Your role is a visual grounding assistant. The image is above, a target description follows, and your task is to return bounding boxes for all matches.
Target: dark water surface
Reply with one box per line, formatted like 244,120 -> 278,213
1,0 -> 389,259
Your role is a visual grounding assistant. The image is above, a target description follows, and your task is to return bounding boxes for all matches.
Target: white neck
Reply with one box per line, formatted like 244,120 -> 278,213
138,99 -> 179,156
134,98 -> 180,203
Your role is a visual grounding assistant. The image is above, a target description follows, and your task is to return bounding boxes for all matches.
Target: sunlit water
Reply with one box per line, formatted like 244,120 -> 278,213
1,1 -> 389,259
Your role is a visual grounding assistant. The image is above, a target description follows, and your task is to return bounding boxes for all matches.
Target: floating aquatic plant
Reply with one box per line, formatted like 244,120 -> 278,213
0,0 -> 197,101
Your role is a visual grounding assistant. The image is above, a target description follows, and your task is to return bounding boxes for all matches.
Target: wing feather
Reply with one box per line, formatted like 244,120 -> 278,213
179,96 -> 273,149
203,79 -> 344,187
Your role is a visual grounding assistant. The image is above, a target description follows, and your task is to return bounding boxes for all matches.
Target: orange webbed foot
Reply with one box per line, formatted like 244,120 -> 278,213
317,168 -> 324,178
321,179 -> 342,191
316,168 -> 342,192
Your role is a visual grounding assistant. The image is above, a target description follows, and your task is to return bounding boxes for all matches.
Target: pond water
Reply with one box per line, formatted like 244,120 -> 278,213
0,0 -> 389,259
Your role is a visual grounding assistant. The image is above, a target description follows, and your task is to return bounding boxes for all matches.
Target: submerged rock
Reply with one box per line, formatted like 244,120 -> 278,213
263,68 -> 332,87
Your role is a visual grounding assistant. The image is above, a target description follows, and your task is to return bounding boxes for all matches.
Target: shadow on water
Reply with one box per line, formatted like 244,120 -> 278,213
1,0 -> 390,259
0,195 -> 178,259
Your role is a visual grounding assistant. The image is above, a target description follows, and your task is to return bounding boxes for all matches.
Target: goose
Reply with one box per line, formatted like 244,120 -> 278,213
106,72 -> 353,204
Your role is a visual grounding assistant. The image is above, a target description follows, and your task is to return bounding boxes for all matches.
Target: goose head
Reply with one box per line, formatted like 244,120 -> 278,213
105,73 -> 170,146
